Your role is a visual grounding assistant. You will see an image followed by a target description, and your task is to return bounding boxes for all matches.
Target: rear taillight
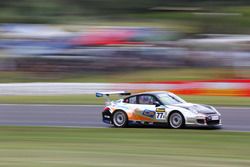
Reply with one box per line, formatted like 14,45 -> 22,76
103,107 -> 110,111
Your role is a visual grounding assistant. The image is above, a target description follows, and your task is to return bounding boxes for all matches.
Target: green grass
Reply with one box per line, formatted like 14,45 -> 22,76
0,68 -> 241,83
0,127 -> 249,167
0,95 -> 250,106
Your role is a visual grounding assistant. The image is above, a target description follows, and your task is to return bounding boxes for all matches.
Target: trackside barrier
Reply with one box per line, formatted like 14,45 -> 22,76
0,81 -> 249,96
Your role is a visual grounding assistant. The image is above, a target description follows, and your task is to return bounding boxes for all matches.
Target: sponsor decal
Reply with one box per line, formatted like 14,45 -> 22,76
156,108 -> 165,112
104,115 -> 110,118
96,93 -> 103,97
142,109 -> 155,118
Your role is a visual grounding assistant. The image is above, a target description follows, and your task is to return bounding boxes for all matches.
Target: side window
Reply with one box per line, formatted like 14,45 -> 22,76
138,95 -> 155,105
129,96 -> 137,104
124,96 -> 137,104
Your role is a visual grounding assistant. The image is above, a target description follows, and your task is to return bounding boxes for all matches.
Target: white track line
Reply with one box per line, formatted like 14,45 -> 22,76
216,106 -> 250,110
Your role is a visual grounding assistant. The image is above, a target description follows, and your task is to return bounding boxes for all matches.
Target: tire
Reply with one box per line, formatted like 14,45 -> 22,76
112,110 -> 128,128
168,111 -> 185,129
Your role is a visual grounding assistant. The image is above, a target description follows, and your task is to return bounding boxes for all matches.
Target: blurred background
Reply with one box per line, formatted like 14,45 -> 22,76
1,0 -> 250,98
0,2 -> 250,167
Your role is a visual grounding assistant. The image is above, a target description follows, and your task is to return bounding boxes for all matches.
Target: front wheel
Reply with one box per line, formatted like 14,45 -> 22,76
112,111 -> 128,128
168,112 -> 185,129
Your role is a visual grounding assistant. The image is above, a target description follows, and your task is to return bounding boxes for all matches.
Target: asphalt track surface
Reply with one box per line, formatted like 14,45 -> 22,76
0,104 -> 249,131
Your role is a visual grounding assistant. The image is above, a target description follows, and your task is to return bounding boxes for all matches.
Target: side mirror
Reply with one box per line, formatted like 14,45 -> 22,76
153,101 -> 161,107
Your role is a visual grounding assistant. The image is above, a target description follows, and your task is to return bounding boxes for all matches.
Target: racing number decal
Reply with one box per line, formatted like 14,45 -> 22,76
156,108 -> 165,120
156,112 -> 165,120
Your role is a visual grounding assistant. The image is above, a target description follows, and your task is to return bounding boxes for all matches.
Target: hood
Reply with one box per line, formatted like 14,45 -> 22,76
171,103 -> 216,114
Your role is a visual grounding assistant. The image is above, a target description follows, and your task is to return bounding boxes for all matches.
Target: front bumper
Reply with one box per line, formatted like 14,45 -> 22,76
186,114 -> 222,126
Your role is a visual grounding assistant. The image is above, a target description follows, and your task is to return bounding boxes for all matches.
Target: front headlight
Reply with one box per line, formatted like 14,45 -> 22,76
189,107 -> 199,114
210,106 -> 217,111
208,106 -> 220,115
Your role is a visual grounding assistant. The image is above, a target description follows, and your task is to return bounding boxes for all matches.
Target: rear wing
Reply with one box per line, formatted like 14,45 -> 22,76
96,91 -> 131,104
96,91 -> 131,97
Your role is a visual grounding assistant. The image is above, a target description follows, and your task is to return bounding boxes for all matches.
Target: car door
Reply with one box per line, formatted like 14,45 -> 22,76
135,94 -> 156,122
138,94 -> 167,122
123,94 -> 167,122
123,94 -> 156,122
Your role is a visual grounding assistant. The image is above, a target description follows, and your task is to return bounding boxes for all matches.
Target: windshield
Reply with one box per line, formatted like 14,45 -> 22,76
157,93 -> 186,105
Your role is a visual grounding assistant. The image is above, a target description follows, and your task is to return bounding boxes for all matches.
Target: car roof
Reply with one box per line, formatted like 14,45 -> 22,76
130,91 -> 170,97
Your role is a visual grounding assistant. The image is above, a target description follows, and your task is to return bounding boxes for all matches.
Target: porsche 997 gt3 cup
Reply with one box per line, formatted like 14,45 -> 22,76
96,91 -> 222,128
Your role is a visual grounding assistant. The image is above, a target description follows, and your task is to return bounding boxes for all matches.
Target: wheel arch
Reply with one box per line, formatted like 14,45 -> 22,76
167,110 -> 186,124
111,109 -> 128,122
112,109 -> 127,115
112,109 -> 129,128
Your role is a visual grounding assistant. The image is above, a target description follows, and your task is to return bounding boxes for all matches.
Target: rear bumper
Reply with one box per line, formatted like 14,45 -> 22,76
102,110 -> 112,124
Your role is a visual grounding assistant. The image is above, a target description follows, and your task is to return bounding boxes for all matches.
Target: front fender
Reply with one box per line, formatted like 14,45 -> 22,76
166,106 -> 197,123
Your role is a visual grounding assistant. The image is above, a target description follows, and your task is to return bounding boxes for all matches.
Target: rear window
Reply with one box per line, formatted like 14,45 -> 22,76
124,96 -> 137,104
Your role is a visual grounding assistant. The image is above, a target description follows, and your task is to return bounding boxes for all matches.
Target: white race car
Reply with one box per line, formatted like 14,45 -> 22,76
96,91 -> 222,128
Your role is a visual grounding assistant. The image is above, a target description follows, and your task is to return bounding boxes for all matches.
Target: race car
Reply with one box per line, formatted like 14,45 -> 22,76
96,91 -> 222,128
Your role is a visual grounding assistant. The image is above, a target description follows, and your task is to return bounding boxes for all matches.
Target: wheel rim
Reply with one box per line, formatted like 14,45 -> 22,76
170,113 -> 183,128
113,112 -> 126,126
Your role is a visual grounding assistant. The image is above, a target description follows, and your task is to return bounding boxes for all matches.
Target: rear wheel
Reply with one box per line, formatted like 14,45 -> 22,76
168,111 -> 185,129
112,111 -> 128,128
